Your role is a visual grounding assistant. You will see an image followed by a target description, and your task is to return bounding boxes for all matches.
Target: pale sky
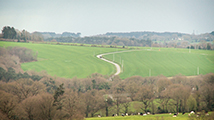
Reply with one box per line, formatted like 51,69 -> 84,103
0,0 -> 214,36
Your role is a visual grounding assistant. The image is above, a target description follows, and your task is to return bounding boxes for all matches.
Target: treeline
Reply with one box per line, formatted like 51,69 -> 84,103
0,70 -> 214,120
46,36 -> 152,47
187,42 -> 213,50
1,26 -> 44,42
0,67 -> 42,83
40,32 -> 81,39
104,31 -> 214,42
105,31 -> 186,39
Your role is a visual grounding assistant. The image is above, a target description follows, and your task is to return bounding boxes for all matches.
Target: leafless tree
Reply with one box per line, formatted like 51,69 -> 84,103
135,85 -> 154,113
0,90 -> 18,119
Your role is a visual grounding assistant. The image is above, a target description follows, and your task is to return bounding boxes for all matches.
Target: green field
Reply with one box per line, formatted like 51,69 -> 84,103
104,47 -> 214,79
86,115 -> 188,120
86,113 -> 213,120
0,41 -> 122,78
1,41 -> 214,79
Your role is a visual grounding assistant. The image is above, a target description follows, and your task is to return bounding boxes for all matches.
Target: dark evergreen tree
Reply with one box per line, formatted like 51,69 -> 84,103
2,26 -> 17,39
0,67 -> 6,80
4,67 -> 16,82
53,83 -> 65,110
207,43 -> 211,50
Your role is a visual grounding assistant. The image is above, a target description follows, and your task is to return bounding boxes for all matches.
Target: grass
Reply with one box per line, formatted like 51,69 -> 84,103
1,41 -> 214,79
104,47 -> 214,79
86,113 -> 189,120
86,112 -> 214,120
0,41 -> 123,78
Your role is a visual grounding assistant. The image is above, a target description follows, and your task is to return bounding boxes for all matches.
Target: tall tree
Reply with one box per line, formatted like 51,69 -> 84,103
2,26 -> 17,39
16,95 -> 40,120
201,84 -> 214,111
82,90 -> 105,117
37,93 -> 57,120
104,96 -> 113,117
63,90 -> 84,120
135,85 -> 154,113
0,90 -> 18,119
167,84 -> 190,112
53,83 -> 65,110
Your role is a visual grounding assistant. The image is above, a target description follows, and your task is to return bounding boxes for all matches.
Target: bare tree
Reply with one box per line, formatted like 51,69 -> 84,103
201,84 -> 214,111
157,78 -> 172,94
158,89 -> 171,113
2,78 -> 45,102
112,82 -> 126,115
167,84 -> 190,112
37,93 -> 57,120
104,96 -> 113,117
82,90 -> 105,117
0,90 -> 18,119
63,90 -> 84,120
125,82 -> 139,101
15,95 -> 40,120
135,85 -> 154,113
121,97 -> 131,114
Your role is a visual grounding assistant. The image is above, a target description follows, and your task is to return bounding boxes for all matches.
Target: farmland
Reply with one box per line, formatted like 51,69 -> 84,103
0,41 -> 214,79
104,47 -> 214,79
0,41 -> 123,78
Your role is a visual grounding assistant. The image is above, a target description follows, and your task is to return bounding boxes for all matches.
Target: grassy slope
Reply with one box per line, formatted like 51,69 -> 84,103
104,47 -> 214,79
1,41 -> 213,79
0,41 -> 123,78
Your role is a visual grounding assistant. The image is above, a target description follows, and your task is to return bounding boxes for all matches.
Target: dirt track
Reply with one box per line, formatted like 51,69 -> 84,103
97,54 -> 121,76
96,50 -> 143,76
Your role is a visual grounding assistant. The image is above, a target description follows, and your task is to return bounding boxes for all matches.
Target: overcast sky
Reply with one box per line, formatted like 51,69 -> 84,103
0,0 -> 214,36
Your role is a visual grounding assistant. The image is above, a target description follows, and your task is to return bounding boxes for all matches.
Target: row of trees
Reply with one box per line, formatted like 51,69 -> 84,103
1,26 -> 44,42
46,36 -> 152,47
46,36 -> 214,50
0,71 -> 214,120
187,44 -> 212,50
0,67 -> 42,82
104,31 -> 214,42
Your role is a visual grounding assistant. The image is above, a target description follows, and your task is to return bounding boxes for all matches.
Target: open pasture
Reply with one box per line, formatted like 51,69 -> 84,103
0,41 -> 122,78
104,47 -> 214,79
87,111 -> 214,120
86,113 -> 192,120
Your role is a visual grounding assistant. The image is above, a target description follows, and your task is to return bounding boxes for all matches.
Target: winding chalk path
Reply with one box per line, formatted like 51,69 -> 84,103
97,54 -> 121,76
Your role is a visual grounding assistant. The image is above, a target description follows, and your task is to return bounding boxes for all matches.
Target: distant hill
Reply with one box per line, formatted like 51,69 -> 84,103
103,31 -> 186,39
39,32 -> 81,39
105,31 -> 186,38
100,31 -> 214,42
